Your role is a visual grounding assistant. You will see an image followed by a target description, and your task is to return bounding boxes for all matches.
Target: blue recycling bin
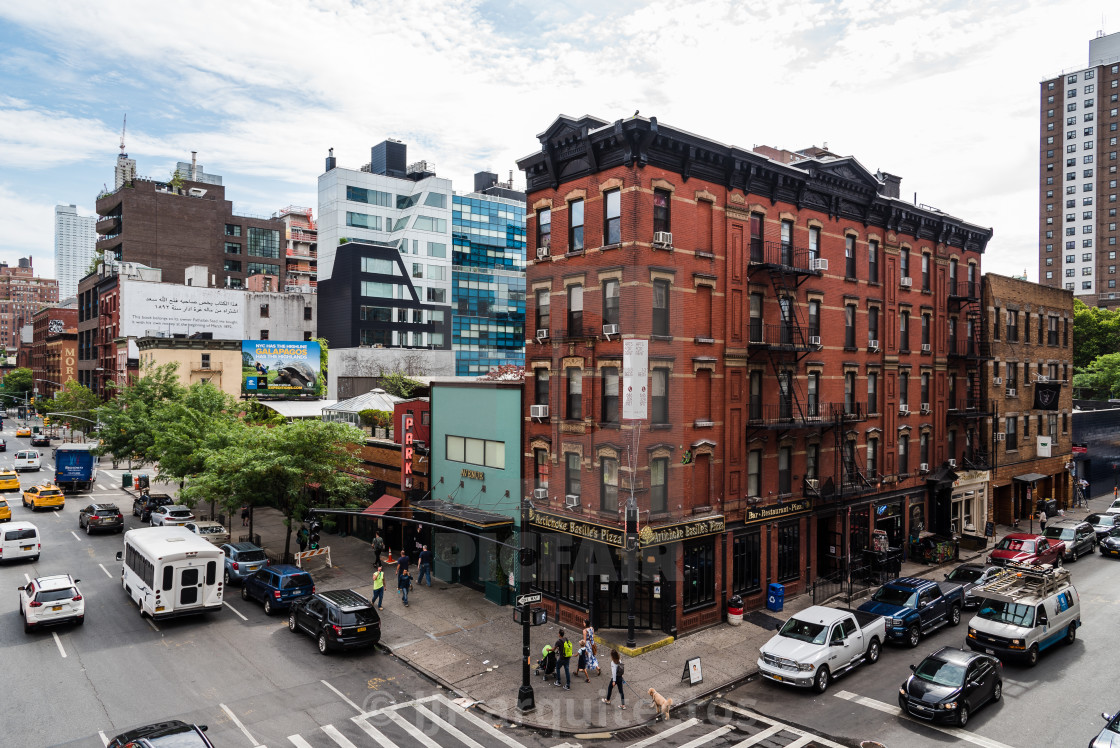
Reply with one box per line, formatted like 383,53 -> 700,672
767,583 -> 785,612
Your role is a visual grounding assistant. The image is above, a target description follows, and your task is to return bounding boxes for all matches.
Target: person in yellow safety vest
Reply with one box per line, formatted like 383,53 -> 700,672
371,565 -> 385,610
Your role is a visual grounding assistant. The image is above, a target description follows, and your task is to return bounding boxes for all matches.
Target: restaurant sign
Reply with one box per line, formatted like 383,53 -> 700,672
528,507 -> 726,548
638,516 -> 726,547
744,498 -> 812,525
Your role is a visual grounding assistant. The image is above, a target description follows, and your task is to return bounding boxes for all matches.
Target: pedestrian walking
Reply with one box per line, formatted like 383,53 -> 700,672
371,565 -> 385,610
399,568 -> 412,606
582,618 -> 600,675
371,531 -> 386,565
417,545 -> 433,587
397,550 -> 411,594
601,649 -> 626,709
574,646 -> 592,683
552,629 -> 572,689
1039,509 -> 1048,532
241,506 -> 249,527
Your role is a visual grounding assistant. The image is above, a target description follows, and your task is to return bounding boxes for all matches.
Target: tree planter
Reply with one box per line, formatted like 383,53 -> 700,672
485,580 -> 512,606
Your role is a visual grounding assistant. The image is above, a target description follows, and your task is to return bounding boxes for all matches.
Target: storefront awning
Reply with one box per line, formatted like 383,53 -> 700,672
1012,473 -> 1049,483
414,499 -> 513,529
363,494 -> 403,517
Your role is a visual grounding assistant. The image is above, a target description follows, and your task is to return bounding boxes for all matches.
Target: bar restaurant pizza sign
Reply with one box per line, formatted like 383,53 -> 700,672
744,498 -> 812,525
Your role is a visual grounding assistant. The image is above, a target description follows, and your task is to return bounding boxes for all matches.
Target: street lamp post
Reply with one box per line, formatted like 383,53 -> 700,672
517,497 -> 535,713
624,494 -> 639,649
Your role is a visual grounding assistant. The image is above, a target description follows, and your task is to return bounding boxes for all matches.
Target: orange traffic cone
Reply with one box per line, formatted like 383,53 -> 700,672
386,548 -> 394,564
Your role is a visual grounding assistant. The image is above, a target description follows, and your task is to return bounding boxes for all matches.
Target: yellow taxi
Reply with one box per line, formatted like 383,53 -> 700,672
23,484 -> 64,511
0,498 -> 10,522
15,427 -> 31,438
0,469 -> 19,492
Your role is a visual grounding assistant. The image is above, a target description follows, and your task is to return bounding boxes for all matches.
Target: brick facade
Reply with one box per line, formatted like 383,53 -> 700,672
517,115 -> 994,636
31,305 -> 78,399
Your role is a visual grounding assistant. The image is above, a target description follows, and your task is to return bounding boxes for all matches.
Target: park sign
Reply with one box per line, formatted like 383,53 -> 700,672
400,412 -> 415,491
242,340 -> 322,397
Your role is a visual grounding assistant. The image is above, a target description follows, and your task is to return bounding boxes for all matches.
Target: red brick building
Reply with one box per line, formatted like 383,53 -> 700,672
31,303 -> 78,399
517,115 -> 993,636
0,257 -> 59,351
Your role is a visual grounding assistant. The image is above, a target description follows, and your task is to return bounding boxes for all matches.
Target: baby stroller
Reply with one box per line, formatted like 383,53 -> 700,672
534,644 -> 556,680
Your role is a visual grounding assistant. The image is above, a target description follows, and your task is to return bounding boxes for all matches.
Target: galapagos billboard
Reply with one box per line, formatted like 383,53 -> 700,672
242,340 -> 322,397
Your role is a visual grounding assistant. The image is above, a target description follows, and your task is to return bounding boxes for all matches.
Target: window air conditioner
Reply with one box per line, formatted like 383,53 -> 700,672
652,231 -> 673,248
921,343 -> 931,353
1006,388 -> 1017,397
530,405 -> 549,419
996,432 -> 1007,441
868,340 -> 880,351
565,494 -> 581,509
1037,375 -> 1050,383
809,336 -> 822,347
899,405 -> 910,414
536,246 -> 550,260
805,478 -> 820,491
920,463 -> 929,472
533,488 -> 548,500
809,258 -> 828,272
602,324 -> 619,336
993,377 -> 1003,385
920,403 -> 930,412
536,329 -> 549,341
948,459 -> 957,467
900,277 -> 913,287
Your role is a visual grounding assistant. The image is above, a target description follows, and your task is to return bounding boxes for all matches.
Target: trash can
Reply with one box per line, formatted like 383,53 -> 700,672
122,473 -> 132,488
767,583 -> 785,612
727,594 -> 744,626
136,474 -> 150,491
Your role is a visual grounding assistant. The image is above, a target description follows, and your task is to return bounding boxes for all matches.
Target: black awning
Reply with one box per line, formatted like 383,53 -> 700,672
1012,473 -> 1048,483
925,466 -> 958,485
414,499 -> 514,529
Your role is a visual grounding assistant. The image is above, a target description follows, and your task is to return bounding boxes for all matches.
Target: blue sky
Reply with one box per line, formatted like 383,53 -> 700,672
0,0 -> 1115,280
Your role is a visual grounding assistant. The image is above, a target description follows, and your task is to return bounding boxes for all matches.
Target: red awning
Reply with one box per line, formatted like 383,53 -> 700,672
363,494 -> 403,517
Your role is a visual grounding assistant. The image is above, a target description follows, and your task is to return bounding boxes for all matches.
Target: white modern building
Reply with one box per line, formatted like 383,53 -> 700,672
1039,30 -> 1120,307
54,204 -> 97,299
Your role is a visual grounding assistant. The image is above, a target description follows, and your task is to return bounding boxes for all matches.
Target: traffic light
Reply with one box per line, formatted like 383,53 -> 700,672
309,521 -> 322,550
43,417 -> 50,426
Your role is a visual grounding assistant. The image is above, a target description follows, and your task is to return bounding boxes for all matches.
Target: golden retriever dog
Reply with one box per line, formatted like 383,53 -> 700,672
648,687 -> 672,720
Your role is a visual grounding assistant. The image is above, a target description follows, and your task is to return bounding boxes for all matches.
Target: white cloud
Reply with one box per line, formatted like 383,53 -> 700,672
0,184 -> 58,277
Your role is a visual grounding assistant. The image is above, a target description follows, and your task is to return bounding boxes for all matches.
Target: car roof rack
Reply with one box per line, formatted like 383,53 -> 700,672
975,562 -> 1071,603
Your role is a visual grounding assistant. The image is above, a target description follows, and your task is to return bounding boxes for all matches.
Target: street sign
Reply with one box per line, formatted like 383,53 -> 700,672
516,592 -> 542,606
1072,445 -> 1088,455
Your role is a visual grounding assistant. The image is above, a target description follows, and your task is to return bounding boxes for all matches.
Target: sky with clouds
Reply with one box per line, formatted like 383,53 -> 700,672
0,0 -> 1115,280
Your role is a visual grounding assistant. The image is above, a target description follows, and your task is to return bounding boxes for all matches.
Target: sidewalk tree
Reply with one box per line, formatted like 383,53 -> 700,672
2,367 -> 33,402
152,382 -> 241,506
96,362 -> 186,466
1072,352 -> 1120,399
42,381 -> 100,433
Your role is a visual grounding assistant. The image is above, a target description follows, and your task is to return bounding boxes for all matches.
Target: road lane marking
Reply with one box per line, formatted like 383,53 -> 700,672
322,725 -> 358,747
439,695 -> 534,748
98,730 -> 108,746
677,725 -> 736,748
729,724 -> 783,746
383,709 -> 434,745
625,718 -> 699,748
718,704 -> 847,748
52,631 -> 67,658
219,703 -> 261,747
834,690 -> 1018,748
321,680 -> 364,713
350,716 -> 398,748
99,563 -> 113,578
224,601 -> 248,621
146,616 -> 160,632
287,736 -> 314,748
70,530 -> 82,541
414,703 -> 485,748
24,573 -> 31,584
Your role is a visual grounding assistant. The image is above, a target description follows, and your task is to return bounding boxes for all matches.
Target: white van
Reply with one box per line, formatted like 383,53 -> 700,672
966,563 -> 1080,666
13,450 -> 41,472
1,521 -> 41,562
117,526 -> 224,620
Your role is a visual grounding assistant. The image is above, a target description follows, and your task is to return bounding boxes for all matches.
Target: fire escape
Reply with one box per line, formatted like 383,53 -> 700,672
746,237 -> 869,501
946,278 -> 993,471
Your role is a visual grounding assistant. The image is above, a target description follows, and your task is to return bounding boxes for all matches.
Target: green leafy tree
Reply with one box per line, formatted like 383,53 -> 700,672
152,382 -> 240,487
1073,352 -> 1120,399
379,371 -> 422,399
96,363 -> 186,467
358,409 -> 379,434
243,400 -> 285,426
1073,299 -> 1120,369
317,337 -> 329,391
42,381 -> 101,433
2,368 -> 34,405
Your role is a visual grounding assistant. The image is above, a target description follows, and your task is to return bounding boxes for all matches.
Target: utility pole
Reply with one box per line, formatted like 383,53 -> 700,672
625,494 -> 639,648
517,497 -> 537,712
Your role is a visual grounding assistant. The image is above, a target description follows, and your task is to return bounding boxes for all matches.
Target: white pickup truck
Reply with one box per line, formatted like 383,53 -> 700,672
757,605 -> 887,693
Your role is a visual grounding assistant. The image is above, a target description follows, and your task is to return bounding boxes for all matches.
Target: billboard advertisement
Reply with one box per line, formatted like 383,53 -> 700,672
622,339 -> 648,420
119,280 -> 245,339
242,340 -> 322,397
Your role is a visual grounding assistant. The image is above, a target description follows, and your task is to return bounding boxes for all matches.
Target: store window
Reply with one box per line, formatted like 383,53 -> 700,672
682,539 -> 715,609
731,531 -> 762,595
776,521 -> 801,582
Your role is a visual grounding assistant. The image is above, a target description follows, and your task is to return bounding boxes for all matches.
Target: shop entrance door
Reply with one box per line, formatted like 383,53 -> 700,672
592,550 -> 661,631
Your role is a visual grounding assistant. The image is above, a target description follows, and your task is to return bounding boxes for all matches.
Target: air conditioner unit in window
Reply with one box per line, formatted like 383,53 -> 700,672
805,479 -> 820,491
900,277 -> 913,287
920,463 -> 930,472
536,246 -> 550,260
868,339 -> 880,351
536,329 -> 549,341
809,258 -> 828,272
993,377 -> 1003,385
1006,388 -> 1017,397
921,403 -> 930,412
899,405 -> 910,414
1037,375 -> 1050,383
948,458 -> 957,467
602,324 -> 619,336
996,432 -> 1007,441
533,488 -> 548,500
809,336 -> 822,347
921,343 -> 931,353
564,494 -> 581,509
530,405 -> 549,419
652,231 -> 673,248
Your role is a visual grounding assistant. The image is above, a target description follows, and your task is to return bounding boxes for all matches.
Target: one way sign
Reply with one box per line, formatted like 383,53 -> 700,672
516,592 -> 542,606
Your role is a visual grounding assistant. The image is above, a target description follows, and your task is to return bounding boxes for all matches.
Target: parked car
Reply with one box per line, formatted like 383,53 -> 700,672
757,605 -> 884,693
0,469 -> 18,491
1043,519 -> 1097,561
149,505 -> 193,526
29,434 -> 50,447
13,449 -> 41,472
22,484 -> 64,511
1104,498 -> 1120,516
132,493 -> 173,522
241,565 -> 315,615
858,577 -> 964,648
987,533 -> 1063,568
1086,513 -> 1120,542
18,574 -> 84,633
1100,526 -> 1120,558
77,503 -> 124,534
944,564 -> 1004,609
221,542 -> 268,585
107,721 -> 213,748
184,521 -> 230,546
0,437 -> 6,451
1092,710 -> 1120,747
288,589 -> 381,654
898,647 -> 1002,727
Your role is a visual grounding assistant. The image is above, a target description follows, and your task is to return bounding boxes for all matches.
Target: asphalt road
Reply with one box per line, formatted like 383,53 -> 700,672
724,529 -> 1120,748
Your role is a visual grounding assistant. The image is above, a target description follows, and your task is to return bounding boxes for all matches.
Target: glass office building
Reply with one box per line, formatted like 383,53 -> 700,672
451,182 -> 526,376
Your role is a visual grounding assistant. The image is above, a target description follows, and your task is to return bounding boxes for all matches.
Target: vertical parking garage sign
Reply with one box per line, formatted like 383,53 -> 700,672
622,339 -> 648,420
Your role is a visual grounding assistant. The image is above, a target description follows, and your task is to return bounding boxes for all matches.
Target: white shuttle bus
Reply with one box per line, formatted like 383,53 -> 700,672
117,526 -> 224,620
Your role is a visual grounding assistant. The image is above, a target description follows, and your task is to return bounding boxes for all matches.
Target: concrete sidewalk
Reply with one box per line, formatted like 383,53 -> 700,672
124,478 -> 1113,735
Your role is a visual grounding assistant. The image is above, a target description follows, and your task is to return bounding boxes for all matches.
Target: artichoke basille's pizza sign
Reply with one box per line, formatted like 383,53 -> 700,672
242,340 -> 322,397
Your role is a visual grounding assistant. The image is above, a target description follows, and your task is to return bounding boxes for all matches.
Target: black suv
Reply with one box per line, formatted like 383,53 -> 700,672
78,503 -> 124,534
30,434 -> 50,447
132,493 -> 173,522
107,720 -> 213,747
288,589 -> 381,654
